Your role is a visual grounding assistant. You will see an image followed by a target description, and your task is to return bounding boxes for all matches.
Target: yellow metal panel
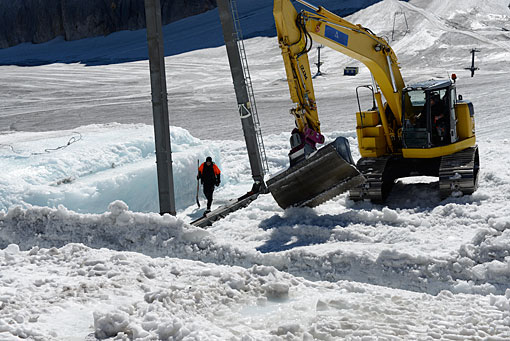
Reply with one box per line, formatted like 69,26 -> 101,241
362,125 -> 384,137
357,125 -> 386,157
356,110 -> 380,127
361,135 -> 385,149
402,137 -> 476,158
359,147 -> 386,158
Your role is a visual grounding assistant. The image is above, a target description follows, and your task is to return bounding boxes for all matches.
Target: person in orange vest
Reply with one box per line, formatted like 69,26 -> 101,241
197,156 -> 221,213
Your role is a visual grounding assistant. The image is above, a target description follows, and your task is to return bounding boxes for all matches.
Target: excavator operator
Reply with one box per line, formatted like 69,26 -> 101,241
414,92 -> 447,145
430,93 -> 448,145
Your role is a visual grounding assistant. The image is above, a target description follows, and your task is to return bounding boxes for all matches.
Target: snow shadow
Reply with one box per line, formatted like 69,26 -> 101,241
384,180 -> 443,210
256,207 -> 367,253
256,180 -> 480,254
364,179 -> 479,211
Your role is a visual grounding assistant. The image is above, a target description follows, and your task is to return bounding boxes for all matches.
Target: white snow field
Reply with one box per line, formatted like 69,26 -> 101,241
1,0 -> 510,339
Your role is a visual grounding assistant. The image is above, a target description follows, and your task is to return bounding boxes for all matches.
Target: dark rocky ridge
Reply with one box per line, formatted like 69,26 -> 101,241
0,0 -> 216,49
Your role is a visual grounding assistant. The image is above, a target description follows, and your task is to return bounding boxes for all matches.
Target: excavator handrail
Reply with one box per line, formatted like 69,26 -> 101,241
356,84 -> 377,126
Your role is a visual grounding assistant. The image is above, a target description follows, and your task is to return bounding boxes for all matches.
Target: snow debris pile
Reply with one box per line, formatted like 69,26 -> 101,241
1,244 -> 510,340
0,201 -> 207,259
455,223 -> 510,287
1,193 -> 510,297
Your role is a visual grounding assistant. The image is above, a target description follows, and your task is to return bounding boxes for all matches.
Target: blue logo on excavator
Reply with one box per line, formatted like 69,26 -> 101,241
325,26 -> 348,46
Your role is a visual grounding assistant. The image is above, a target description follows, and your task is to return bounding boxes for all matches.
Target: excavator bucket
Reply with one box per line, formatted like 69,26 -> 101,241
267,137 -> 365,209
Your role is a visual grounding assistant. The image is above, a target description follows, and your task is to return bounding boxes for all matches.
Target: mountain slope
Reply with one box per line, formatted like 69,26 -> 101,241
0,0 -> 381,66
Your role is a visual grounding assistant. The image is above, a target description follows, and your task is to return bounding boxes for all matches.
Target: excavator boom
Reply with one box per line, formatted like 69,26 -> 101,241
268,0 -> 366,209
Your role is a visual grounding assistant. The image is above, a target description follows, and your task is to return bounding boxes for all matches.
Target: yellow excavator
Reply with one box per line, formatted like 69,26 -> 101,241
266,0 -> 479,208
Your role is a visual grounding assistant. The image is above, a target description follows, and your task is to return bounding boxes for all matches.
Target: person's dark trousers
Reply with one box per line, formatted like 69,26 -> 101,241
203,185 -> 214,210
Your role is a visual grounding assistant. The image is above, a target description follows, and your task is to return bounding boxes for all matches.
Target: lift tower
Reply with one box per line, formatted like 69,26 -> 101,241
191,0 -> 269,227
217,0 -> 268,192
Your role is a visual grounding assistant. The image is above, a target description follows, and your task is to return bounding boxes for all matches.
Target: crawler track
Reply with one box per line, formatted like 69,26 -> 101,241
350,146 -> 480,202
439,146 -> 479,199
348,156 -> 393,202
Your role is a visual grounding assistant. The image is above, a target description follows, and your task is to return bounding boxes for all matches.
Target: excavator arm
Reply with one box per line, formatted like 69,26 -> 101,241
274,0 -> 322,142
267,0 -> 377,209
304,5 -> 405,122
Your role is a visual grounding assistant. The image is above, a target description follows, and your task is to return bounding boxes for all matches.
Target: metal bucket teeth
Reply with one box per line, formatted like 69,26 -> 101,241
267,137 -> 365,209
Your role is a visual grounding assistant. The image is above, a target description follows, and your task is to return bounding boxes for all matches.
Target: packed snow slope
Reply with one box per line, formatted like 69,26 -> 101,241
0,0 -> 508,139
1,0 -> 510,339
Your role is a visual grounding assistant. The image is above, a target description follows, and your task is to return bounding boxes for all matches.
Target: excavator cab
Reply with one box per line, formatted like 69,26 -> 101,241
402,80 -> 458,150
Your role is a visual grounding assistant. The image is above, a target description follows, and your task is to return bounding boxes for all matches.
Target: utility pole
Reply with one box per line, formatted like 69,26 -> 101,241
144,0 -> 176,215
465,48 -> 480,77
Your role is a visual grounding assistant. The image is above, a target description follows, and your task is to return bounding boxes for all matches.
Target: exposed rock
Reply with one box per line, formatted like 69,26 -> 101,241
0,0 -> 216,49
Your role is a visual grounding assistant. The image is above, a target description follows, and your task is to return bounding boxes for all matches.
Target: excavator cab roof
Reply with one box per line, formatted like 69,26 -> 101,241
405,79 -> 452,92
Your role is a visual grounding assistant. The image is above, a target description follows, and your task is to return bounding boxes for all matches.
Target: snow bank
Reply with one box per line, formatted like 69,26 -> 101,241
0,124 -> 220,213
1,197 -> 509,297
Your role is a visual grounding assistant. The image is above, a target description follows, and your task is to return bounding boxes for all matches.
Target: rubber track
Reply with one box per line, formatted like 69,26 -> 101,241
439,146 -> 479,199
349,156 -> 392,202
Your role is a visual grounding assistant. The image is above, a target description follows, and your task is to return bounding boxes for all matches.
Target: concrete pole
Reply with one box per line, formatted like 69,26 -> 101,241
144,0 -> 176,215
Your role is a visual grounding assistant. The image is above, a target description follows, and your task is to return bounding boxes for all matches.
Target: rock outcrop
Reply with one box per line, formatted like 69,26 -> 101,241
0,0 -> 216,49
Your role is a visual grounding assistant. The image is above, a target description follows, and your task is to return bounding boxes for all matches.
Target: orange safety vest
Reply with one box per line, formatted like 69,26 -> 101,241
198,163 -> 221,176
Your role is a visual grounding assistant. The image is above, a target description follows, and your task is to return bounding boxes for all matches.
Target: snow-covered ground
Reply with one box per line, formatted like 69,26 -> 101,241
1,0 -> 510,339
